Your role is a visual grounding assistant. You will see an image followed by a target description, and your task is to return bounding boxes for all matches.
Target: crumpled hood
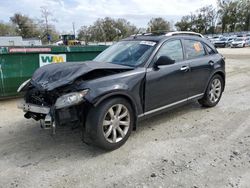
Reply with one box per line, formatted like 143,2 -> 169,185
31,61 -> 133,91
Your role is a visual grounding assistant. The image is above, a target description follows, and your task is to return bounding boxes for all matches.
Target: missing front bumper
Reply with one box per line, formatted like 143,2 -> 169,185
17,100 -> 85,134
17,100 -> 50,114
40,114 -> 56,134
18,100 -> 56,134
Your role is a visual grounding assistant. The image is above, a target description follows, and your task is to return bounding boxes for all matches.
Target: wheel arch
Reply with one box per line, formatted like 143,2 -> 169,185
213,71 -> 225,91
204,71 -> 225,93
93,92 -> 139,130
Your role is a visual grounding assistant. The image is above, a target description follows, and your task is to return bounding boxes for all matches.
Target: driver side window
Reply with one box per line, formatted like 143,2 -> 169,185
156,40 -> 184,62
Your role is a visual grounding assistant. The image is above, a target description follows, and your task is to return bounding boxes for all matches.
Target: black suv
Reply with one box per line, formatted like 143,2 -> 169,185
18,32 -> 225,150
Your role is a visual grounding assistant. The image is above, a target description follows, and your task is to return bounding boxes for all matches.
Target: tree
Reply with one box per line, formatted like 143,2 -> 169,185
0,22 -> 16,36
114,18 -> 137,39
175,5 -> 218,34
100,17 -> 117,41
90,18 -> 109,42
10,13 -> 40,38
147,17 -> 170,32
39,6 -> 59,43
40,7 -> 51,34
78,26 -> 91,44
217,0 -> 239,33
199,5 -> 218,34
44,25 -> 60,43
236,0 -> 250,31
192,14 -> 206,33
175,16 -> 192,31
243,0 -> 250,31
78,17 -> 138,43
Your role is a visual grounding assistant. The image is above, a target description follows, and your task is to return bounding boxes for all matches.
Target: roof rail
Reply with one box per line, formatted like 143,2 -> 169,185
130,30 -> 170,37
165,31 -> 204,38
130,31 -> 205,38
130,32 -> 155,37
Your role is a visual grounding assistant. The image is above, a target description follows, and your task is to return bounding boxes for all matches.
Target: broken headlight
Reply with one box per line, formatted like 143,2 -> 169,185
55,90 -> 89,109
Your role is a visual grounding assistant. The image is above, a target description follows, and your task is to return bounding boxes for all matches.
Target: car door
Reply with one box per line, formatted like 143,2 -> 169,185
144,39 -> 190,112
182,39 -> 214,97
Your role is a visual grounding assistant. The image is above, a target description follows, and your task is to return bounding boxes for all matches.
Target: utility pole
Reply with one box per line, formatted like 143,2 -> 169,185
73,22 -> 76,36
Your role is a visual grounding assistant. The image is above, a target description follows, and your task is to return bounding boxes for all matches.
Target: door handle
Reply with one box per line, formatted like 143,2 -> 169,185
180,66 -> 189,72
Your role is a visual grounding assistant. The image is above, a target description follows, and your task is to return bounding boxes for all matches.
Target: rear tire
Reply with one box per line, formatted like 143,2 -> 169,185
84,97 -> 134,150
198,74 -> 224,107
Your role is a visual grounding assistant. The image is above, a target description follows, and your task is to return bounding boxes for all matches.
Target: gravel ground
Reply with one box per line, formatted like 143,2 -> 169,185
0,48 -> 250,188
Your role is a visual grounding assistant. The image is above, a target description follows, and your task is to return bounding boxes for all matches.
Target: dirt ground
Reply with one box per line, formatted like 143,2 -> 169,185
0,48 -> 250,188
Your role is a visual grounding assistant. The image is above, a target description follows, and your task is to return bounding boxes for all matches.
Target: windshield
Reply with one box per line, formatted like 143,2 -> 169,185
234,38 -> 244,41
94,40 -> 156,67
220,38 -> 227,41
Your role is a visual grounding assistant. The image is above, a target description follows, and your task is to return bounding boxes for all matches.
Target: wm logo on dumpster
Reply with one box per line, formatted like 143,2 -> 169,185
39,54 -> 66,67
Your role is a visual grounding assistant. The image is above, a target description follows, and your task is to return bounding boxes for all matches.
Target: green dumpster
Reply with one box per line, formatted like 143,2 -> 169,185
0,45 -> 108,99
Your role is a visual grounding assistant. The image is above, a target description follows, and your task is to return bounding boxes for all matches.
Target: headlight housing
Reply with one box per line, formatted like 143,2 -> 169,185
17,79 -> 31,92
55,90 -> 89,109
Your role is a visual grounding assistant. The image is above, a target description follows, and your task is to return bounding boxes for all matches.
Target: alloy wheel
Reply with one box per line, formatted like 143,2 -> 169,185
102,104 -> 130,143
209,78 -> 222,103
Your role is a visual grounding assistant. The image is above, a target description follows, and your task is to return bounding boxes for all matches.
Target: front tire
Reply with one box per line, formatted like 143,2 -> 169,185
85,98 -> 134,150
198,75 -> 224,107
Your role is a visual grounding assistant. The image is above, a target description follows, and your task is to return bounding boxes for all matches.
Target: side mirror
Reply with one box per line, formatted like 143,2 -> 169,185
154,56 -> 175,68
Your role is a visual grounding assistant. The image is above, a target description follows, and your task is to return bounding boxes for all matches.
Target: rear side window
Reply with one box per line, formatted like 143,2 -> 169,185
184,40 -> 206,59
156,40 -> 184,62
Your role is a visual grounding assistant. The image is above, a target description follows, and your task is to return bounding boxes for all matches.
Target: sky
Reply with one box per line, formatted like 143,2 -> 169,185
0,0 -> 217,33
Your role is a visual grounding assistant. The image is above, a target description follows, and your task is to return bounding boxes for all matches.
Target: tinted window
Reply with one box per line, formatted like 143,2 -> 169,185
184,40 -> 206,59
156,40 -> 184,62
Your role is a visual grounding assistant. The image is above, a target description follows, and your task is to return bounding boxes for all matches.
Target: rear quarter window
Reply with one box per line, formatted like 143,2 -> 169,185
204,44 -> 216,55
184,40 -> 206,59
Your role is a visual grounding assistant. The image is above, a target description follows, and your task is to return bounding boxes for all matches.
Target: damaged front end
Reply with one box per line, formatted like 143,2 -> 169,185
17,80 -> 89,134
17,61 -> 134,134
